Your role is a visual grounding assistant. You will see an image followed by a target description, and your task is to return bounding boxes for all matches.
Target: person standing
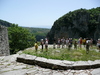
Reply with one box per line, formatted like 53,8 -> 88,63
57,38 -> 61,48
34,41 -> 38,52
97,39 -> 100,52
90,38 -> 93,48
79,37 -> 82,49
74,40 -> 77,50
61,37 -> 65,48
83,38 -> 86,47
68,38 -> 72,50
41,39 -> 44,52
86,39 -> 90,54
53,37 -> 56,49
66,38 -> 69,48
45,38 -> 48,52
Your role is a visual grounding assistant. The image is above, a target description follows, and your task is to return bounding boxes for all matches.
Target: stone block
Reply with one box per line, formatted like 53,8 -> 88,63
24,55 -> 37,65
73,61 -> 91,70
88,60 -> 100,69
25,54 -> 37,60
35,57 -> 48,68
46,59 -> 62,65
46,59 -> 68,70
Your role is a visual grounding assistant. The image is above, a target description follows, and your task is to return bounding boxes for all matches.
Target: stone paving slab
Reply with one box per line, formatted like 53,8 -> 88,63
0,69 -> 28,75
91,68 -> 100,75
13,65 -> 26,70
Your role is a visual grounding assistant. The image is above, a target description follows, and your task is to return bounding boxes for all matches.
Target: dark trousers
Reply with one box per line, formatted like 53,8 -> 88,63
86,45 -> 89,54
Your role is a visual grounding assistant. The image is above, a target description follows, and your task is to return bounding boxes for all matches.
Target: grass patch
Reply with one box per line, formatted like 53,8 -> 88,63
23,47 -> 100,61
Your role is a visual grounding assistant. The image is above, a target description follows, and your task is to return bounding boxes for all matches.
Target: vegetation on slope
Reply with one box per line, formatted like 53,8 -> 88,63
24,27 -> 50,41
0,19 -> 12,27
47,7 -> 100,43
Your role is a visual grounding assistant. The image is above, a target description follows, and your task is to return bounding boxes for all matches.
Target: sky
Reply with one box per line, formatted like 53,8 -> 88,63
0,0 -> 100,28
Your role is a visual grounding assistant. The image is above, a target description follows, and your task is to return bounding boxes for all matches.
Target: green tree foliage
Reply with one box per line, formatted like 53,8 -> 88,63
24,27 -> 50,41
0,19 -> 12,27
8,24 -> 36,54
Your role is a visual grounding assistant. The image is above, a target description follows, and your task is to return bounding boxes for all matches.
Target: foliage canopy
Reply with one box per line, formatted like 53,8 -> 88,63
8,24 -> 36,54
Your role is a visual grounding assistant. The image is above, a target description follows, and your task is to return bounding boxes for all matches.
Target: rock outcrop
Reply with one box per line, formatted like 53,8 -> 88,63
47,7 -> 100,43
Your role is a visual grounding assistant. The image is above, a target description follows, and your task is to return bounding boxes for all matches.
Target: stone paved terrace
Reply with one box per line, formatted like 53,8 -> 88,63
0,45 -> 100,75
0,54 -> 100,75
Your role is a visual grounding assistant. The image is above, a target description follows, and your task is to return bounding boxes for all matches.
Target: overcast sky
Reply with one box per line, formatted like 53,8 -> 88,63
0,0 -> 100,28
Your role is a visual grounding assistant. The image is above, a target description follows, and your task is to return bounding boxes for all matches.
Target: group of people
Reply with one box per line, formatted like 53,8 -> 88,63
34,38 -> 49,52
53,37 -> 100,54
34,37 -> 100,53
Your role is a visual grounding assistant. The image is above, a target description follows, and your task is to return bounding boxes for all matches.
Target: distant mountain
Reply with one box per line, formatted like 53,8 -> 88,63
24,27 -> 50,41
0,19 -> 50,41
47,7 -> 100,43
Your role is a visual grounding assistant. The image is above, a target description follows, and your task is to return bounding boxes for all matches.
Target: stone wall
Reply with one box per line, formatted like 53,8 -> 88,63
16,54 -> 100,70
0,25 -> 10,56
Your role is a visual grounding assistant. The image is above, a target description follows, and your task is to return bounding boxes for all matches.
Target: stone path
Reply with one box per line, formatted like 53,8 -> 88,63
0,53 -> 100,75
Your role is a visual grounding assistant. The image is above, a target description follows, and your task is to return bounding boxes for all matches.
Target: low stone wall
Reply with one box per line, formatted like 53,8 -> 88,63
16,54 -> 100,70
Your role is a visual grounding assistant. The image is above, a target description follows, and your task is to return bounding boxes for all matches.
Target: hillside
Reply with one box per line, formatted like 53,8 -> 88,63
0,19 -> 12,27
24,27 -> 50,41
47,7 -> 100,43
0,19 -> 50,41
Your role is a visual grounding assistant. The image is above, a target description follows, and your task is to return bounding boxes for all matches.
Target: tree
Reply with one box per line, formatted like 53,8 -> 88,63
8,24 -> 36,54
